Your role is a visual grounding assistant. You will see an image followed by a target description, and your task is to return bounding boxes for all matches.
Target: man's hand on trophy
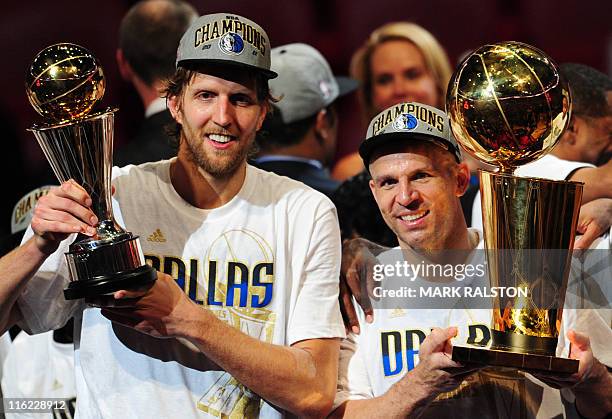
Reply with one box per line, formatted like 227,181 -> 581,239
99,271 -> 196,338
408,327 -> 480,397
31,179 -> 97,254
339,238 -> 387,334
574,198 -> 612,250
532,330 -> 609,390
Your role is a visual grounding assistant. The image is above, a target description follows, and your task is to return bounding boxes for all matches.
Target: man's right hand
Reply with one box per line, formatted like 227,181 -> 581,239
31,179 -> 97,254
409,327 -> 480,398
339,238 -> 387,334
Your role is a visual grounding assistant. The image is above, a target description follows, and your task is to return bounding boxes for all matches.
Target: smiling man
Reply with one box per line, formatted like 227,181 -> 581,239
331,102 -> 612,418
14,13 -> 344,418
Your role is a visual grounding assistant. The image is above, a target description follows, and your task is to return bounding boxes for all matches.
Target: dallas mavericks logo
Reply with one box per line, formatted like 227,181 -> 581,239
219,32 -> 245,55
394,113 -> 418,131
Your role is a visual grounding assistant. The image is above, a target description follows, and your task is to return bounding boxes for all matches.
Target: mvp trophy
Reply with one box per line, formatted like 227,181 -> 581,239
26,43 -> 156,300
447,42 -> 580,373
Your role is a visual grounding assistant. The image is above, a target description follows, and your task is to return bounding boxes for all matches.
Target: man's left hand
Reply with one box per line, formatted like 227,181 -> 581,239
98,271 -> 195,338
533,330 -> 605,389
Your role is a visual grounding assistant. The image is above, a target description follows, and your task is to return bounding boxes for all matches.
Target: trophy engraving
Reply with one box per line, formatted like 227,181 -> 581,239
447,42 -> 580,373
26,43 -> 156,300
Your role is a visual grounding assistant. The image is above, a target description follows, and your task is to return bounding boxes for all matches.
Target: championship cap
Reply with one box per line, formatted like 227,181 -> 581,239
176,13 -> 277,79
359,102 -> 462,166
269,43 -> 358,123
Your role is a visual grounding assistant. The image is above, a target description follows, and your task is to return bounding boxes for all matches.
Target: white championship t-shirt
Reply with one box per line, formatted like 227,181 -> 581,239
335,231 -> 611,418
18,160 -> 345,419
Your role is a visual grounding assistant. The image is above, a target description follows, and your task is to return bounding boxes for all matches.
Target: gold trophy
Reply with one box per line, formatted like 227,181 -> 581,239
25,43 -> 156,300
447,42 -> 580,373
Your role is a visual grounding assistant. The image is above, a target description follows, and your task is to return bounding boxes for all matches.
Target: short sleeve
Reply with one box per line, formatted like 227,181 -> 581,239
286,201 -> 345,345
334,332 -> 374,410
17,229 -> 84,335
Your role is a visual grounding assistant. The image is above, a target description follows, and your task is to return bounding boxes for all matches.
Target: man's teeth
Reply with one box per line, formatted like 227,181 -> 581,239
401,211 -> 427,222
209,134 -> 232,143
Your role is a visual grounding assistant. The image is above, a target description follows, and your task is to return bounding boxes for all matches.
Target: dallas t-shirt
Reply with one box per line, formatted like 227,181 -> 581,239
19,161 -> 345,418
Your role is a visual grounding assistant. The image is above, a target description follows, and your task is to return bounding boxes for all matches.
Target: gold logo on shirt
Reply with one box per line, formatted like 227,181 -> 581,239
147,228 -> 166,242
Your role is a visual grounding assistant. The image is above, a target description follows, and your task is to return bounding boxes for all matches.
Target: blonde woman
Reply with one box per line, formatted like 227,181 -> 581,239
332,22 -> 452,180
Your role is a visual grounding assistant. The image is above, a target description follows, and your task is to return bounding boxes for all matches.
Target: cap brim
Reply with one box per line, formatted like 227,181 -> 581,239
359,132 -> 457,166
335,76 -> 359,97
178,58 -> 278,79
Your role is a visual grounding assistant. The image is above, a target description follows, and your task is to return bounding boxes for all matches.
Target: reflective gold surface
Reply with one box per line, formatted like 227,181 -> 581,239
447,42 -> 570,172
25,43 -> 105,122
480,170 -> 582,354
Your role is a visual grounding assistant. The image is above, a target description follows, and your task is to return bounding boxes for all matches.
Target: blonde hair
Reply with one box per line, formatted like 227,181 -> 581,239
350,22 -> 452,122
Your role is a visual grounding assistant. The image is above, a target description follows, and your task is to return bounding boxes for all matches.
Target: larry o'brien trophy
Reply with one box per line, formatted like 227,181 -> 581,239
447,42 -> 580,374
25,43 -> 156,300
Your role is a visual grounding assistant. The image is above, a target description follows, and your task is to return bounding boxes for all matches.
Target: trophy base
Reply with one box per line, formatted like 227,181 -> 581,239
452,345 -> 578,374
63,264 -> 157,300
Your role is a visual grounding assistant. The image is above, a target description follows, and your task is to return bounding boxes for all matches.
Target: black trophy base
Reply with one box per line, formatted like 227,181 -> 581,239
63,264 -> 157,300
452,345 -> 579,374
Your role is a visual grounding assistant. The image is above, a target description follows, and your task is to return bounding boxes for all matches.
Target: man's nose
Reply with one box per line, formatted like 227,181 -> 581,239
212,96 -> 233,127
396,178 -> 419,207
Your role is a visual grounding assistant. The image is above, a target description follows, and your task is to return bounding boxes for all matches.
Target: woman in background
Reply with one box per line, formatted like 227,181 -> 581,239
332,22 -> 452,181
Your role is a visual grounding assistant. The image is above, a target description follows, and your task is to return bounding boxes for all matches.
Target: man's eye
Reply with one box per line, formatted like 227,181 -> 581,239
380,179 -> 397,188
413,172 -> 430,181
232,94 -> 254,105
197,92 -> 214,100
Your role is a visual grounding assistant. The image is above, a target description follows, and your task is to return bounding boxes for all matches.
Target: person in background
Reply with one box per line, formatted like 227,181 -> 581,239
331,21 -> 452,182
114,0 -> 198,167
0,187 -> 76,419
254,43 -> 357,196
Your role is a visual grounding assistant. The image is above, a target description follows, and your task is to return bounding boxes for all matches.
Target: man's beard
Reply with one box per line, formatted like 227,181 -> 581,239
182,128 -> 253,178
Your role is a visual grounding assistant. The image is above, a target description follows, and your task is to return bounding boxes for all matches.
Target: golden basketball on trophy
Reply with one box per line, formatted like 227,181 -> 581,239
447,41 -> 580,373
26,43 -> 156,300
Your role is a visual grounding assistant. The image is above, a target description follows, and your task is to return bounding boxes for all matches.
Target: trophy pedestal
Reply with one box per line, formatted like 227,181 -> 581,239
452,345 -> 578,374
64,264 -> 156,300
64,233 -> 156,300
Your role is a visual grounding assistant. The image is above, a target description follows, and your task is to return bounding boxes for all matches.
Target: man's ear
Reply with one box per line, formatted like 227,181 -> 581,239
255,103 -> 268,131
455,162 -> 470,196
311,109 -> 328,144
316,108 -> 330,129
369,177 -> 380,203
167,95 -> 183,124
562,116 -> 581,145
116,49 -> 132,81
